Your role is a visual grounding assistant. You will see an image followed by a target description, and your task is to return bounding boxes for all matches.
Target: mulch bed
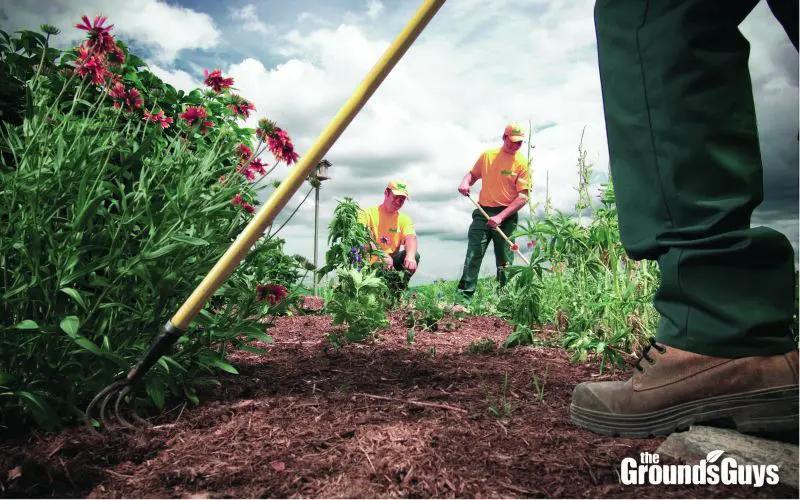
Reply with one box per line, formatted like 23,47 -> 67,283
1,300 -> 796,498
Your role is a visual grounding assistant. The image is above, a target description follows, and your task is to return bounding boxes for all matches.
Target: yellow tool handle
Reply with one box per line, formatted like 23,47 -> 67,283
466,193 -> 530,266
170,0 -> 448,329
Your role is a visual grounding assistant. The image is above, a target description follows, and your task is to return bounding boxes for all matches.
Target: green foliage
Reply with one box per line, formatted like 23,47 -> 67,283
467,339 -> 496,355
318,198 -> 380,276
404,286 -> 446,332
325,267 -> 391,346
0,22 -> 302,431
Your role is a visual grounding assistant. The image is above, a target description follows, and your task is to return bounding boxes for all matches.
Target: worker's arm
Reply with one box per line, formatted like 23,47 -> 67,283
403,234 -> 418,272
497,190 -> 528,219
459,153 -> 483,196
458,171 -> 479,196
487,190 -> 528,229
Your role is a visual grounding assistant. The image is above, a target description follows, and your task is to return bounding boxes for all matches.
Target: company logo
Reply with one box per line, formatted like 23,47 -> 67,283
620,451 -> 780,487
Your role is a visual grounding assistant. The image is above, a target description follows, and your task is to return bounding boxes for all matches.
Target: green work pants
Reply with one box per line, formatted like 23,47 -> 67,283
392,250 -> 420,289
456,206 -> 518,300
594,0 -> 798,357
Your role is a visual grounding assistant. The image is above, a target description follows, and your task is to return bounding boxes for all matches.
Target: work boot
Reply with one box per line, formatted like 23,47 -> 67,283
570,338 -> 799,438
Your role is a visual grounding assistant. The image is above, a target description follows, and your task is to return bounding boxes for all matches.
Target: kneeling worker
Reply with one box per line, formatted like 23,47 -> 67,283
358,180 -> 420,284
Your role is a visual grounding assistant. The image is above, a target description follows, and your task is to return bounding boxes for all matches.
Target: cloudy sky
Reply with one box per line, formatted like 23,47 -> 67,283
2,0 -> 797,285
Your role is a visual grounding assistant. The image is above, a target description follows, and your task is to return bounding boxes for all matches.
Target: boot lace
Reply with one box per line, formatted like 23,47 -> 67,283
634,337 -> 666,372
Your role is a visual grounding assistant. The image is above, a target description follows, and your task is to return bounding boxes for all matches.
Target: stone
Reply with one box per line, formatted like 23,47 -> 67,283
656,425 -> 799,489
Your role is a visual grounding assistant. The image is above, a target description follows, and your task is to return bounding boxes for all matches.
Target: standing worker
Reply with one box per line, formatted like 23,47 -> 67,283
570,0 -> 799,438
456,123 -> 531,304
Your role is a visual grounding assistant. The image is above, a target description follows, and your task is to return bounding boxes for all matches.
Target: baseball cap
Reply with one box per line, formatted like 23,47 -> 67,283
504,122 -> 525,142
387,179 -> 409,198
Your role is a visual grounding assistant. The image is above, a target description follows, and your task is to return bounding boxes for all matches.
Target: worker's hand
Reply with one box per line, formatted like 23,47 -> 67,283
487,215 -> 503,228
383,255 -> 394,270
458,182 -> 471,196
403,255 -> 417,272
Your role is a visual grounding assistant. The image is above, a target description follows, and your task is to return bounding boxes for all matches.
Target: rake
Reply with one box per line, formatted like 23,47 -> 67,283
84,0 -> 447,431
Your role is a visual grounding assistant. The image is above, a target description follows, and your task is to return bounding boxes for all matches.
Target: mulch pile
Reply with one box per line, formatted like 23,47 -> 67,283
1,300 -> 796,498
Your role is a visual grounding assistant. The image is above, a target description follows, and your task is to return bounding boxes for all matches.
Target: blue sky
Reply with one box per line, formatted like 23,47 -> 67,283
2,0 -> 797,285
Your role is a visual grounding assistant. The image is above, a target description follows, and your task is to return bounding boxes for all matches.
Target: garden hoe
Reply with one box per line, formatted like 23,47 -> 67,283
84,0 -> 447,431
466,193 -> 530,265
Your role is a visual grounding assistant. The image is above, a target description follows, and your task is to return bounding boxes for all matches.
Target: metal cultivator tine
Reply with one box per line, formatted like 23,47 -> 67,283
84,322 -> 184,431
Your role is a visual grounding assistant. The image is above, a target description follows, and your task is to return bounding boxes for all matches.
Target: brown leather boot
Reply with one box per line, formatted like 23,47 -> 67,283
570,338 -> 799,438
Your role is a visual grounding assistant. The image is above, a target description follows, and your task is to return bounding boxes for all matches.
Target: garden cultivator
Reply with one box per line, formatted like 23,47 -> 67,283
466,194 -> 530,265
85,0 -> 447,430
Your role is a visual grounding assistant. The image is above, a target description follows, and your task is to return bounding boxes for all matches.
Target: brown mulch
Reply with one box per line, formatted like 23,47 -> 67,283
0,303 -> 796,499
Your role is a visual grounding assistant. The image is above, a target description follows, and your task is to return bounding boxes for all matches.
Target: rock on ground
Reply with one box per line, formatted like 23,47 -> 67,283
657,425 -> 799,489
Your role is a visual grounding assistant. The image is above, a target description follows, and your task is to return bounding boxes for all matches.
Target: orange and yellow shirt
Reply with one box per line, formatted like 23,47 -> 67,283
470,147 -> 531,207
357,205 -> 415,257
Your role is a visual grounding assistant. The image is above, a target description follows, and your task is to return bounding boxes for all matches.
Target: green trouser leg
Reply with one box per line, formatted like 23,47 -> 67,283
456,206 -> 518,300
392,250 -> 420,289
594,0 -> 797,358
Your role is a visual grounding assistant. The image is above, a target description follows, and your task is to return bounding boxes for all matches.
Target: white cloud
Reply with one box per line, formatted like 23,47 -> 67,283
366,0 -> 384,21
0,0 -> 221,63
2,0 -> 794,283
146,64 -> 202,93
235,0 -> 796,282
229,4 -> 272,35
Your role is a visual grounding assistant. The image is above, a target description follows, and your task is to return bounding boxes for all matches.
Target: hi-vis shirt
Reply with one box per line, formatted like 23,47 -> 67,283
470,147 -> 531,207
357,205 -> 415,257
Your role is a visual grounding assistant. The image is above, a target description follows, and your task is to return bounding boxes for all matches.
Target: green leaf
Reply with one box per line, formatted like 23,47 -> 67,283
157,358 -> 169,373
14,319 -> 40,330
183,386 -> 199,405
170,234 -> 209,246
60,287 -> 87,310
211,359 -> 239,375
143,243 -> 182,260
59,316 -> 80,336
247,331 -> 274,344
162,356 -> 187,373
73,337 -> 101,355
146,380 -> 165,410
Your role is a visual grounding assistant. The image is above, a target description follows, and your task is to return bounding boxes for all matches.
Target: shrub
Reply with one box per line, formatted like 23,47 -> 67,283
0,18 -> 304,431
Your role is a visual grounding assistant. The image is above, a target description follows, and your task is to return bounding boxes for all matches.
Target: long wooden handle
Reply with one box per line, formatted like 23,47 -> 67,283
466,194 -> 530,266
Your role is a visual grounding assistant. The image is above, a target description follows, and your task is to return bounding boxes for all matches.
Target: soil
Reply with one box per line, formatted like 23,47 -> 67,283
1,298 -> 797,498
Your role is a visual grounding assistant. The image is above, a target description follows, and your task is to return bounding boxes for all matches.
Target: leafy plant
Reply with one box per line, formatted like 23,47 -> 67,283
483,371 -> 513,419
467,339 -> 496,355
404,287 -> 445,332
325,267 -> 391,345
0,18 -> 303,431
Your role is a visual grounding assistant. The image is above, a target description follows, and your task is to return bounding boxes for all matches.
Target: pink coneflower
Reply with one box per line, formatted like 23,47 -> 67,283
229,94 -> 255,119
249,157 -> 266,176
180,105 -> 214,133
240,167 -> 256,181
179,105 -> 207,124
75,15 -> 116,55
203,69 -> 234,93
107,45 -> 125,66
255,118 -> 276,140
109,83 -> 142,112
267,128 -> 299,165
74,43 -> 111,85
236,143 -> 253,160
143,109 -> 173,129
256,284 -> 289,305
